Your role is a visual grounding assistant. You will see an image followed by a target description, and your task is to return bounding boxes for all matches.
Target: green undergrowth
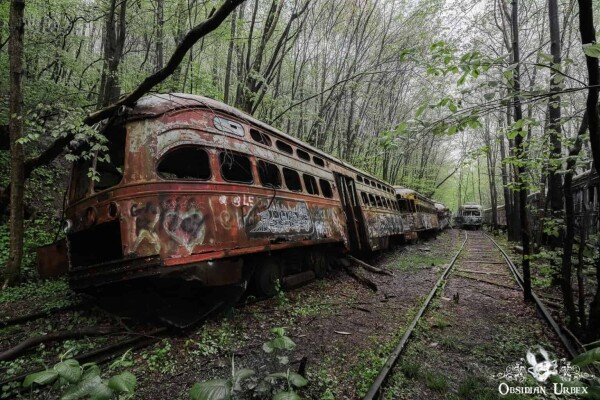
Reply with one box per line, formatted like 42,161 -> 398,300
0,278 -> 77,310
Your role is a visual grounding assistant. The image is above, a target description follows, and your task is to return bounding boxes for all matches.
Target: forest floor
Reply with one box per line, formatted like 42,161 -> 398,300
0,229 -> 578,399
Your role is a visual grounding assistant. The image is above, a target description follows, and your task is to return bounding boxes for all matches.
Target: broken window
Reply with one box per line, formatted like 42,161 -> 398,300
297,149 -> 311,161
250,129 -> 272,146
258,160 -> 281,188
369,194 -> 376,206
219,151 -> 253,184
357,176 -> 363,183
214,116 -> 244,137
303,174 -> 319,195
320,180 -> 334,198
283,168 -> 302,191
276,140 -> 293,154
313,156 -> 325,167
361,192 -> 369,205
157,147 -> 211,180
94,125 -> 126,191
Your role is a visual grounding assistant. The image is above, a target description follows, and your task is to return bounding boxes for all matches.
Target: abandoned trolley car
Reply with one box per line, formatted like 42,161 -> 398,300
65,94 -> 417,300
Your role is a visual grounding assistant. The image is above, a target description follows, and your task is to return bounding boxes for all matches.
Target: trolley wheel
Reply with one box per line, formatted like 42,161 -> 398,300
253,257 -> 281,297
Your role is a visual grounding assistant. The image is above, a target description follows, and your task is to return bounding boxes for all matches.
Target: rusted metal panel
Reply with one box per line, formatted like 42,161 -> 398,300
36,239 -> 69,279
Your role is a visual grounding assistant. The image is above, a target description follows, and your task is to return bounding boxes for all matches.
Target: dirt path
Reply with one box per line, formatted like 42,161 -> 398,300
128,230 -> 464,399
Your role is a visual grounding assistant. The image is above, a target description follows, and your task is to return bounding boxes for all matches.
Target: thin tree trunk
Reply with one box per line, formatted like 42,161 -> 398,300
576,0 -> 600,341
155,0 -> 164,71
4,0 -> 25,288
224,8 -> 237,104
547,0 -> 563,248
511,0 -> 532,301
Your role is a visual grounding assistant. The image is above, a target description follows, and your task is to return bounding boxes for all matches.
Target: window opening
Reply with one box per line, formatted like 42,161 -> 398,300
158,147 -> 211,180
276,140 -> 293,154
320,179 -> 334,198
283,168 -> 302,191
219,152 -> 253,183
313,156 -> 325,167
297,149 -> 311,161
94,125 -> 126,191
214,116 -> 244,137
258,160 -> 281,188
250,129 -> 272,146
303,174 -> 319,195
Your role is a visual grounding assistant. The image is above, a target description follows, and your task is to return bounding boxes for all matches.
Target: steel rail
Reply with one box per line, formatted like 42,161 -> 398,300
484,233 -> 579,359
363,232 -> 469,400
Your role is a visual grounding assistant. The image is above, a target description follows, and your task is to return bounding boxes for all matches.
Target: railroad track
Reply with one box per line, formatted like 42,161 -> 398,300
363,230 -> 578,399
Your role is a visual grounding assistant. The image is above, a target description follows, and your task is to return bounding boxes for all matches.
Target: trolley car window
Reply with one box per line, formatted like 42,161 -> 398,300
94,126 -> 126,191
158,147 -> 211,180
219,152 -> 253,184
214,117 -> 244,137
276,140 -> 293,154
283,168 -> 302,191
258,160 -> 281,188
250,129 -> 272,146
368,194 -> 376,207
313,156 -> 325,167
320,180 -> 334,198
303,174 -> 319,195
361,192 -> 368,205
297,149 -> 311,161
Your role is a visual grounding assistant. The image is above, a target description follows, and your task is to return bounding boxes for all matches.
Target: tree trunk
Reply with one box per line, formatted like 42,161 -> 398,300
511,0 -> 532,301
155,0 -> 164,71
224,8 -> 238,104
547,0 -> 563,247
576,0 -> 600,341
562,113 -> 587,333
4,0 -> 25,288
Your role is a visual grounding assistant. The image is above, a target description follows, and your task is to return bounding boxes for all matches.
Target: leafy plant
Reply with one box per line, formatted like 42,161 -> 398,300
189,327 -> 307,400
22,349 -> 136,399
143,339 -> 176,374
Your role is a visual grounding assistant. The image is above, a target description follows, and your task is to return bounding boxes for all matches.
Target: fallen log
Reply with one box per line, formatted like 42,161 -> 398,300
341,265 -> 378,292
346,255 -> 393,276
0,327 -> 114,362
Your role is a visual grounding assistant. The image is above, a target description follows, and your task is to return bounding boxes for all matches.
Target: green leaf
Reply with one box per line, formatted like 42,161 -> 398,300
60,375 -> 104,400
572,347 -> 600,367
232,369 -> 255,391
583,43 -> 600,58
54,359 -> 82,383
271,327 -> 286,337
447,126 -> 457,135
273,391 -> 302,400
266,372 -> 288,381
483,92 -> 496,100
107,372 -> 136,394
89,381 -> 114,400
288,372 -> 308,388
189,380 -> 232,400
263,336 -> 296,353
23,370 -> 59,387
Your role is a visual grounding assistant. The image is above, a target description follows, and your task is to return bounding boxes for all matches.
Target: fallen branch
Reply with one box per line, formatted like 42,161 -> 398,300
346,255 -> 393,276
0,327 -> 114,362
454,273 -> 519,291
341,265 -> 378,292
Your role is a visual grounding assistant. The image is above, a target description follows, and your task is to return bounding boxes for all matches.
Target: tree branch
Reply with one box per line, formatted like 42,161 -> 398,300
83,0 -> 246,126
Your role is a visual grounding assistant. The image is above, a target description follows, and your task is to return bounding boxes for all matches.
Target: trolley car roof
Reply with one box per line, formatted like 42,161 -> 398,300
127,93 -> 394,192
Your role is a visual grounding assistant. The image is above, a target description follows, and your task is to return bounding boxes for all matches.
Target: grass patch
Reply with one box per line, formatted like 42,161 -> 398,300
457,376 -> 499,400
423,370 -> 448,393
400,361 -> 421,379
